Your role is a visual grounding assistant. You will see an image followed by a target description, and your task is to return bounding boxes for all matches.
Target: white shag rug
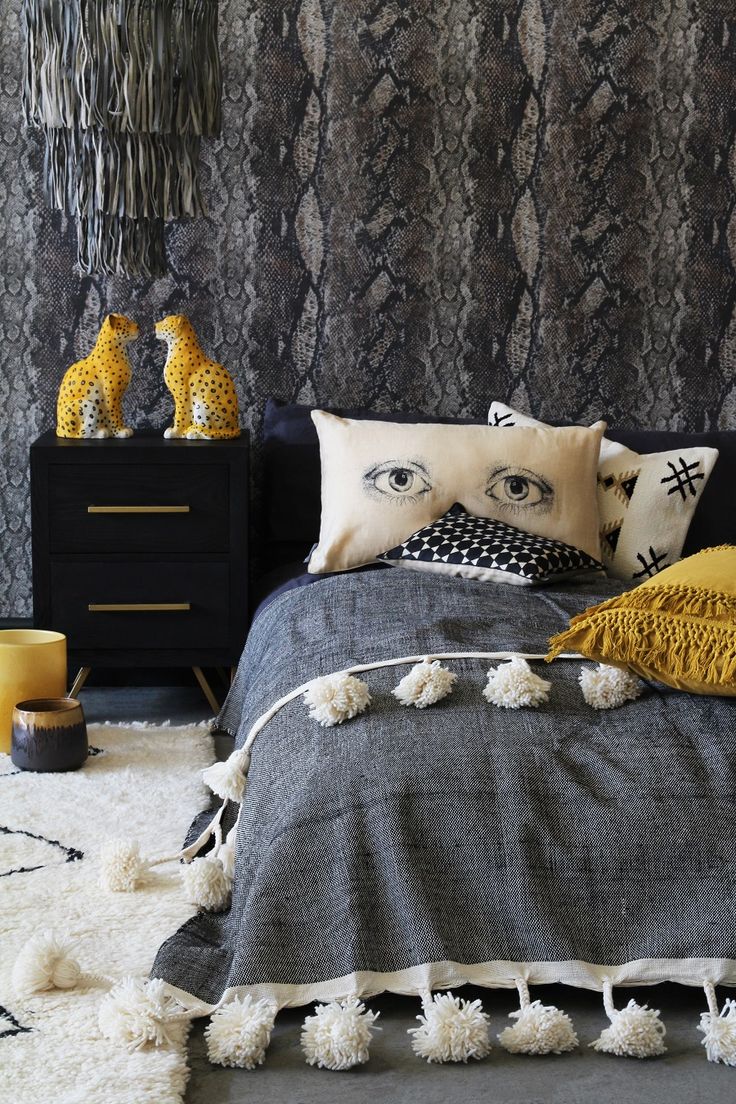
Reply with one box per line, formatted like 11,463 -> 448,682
0,722 -> 214,1104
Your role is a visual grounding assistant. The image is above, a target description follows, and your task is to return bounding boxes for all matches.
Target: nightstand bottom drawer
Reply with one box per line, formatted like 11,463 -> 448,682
50,561 -> 231,650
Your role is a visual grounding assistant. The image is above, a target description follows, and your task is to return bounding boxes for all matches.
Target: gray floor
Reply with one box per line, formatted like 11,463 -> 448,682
85,686 -> 734,1104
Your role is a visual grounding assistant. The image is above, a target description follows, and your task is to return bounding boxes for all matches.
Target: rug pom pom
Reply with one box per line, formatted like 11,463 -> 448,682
301,998 -> 380,1070
180,856 -> 232,912
699,999 -> 736,1065
100,838 -> 146,892
499,1000 -> 578,1055
303,673 -> 371,727
393,660 -> 457,709
12,931 -> 82,998
409,992 -> 491,1063
202,748 -> 250,802
591,999 -> 666,1058
580,664 -> 643,710
205,995 -> 278,1068
483,657 -> 551,709
99,977 -> 188,1051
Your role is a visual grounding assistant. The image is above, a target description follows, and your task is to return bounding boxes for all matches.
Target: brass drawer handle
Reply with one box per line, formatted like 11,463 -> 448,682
88,603 -> 191,612
87,505 -> 191,514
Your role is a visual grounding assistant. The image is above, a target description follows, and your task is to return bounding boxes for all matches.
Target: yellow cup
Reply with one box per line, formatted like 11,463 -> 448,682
0,630 -> 67,754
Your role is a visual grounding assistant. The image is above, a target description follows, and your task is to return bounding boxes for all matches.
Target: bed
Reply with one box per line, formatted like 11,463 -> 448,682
152,565 -> 736,1010
142,402 -> 736,1069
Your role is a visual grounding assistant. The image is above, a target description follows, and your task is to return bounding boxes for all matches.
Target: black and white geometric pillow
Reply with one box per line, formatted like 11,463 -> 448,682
378,503 -> 604,586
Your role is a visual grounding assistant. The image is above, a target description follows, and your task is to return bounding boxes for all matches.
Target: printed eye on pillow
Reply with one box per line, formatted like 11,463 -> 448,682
308,411 -> 606,574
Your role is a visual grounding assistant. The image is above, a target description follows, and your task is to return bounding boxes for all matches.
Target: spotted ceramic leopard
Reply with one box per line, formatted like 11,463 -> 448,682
56,314 -> 137,440
155,314 -> 240,440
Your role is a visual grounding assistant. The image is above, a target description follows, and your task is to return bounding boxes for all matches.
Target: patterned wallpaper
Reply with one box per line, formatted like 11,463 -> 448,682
1,0 -> 735,617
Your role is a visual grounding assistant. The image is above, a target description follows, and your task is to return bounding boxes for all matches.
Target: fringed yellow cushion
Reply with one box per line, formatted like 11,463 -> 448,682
547,546 -> 736,696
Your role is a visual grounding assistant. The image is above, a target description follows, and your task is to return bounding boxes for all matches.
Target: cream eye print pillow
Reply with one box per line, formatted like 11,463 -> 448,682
308,412 -> 605,574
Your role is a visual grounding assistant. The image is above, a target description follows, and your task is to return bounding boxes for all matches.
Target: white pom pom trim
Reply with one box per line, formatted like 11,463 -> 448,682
218,824 -> 238,881
301,998 -> 380,1069
498,979 -> 578,1055
409,991 -> 491,1063
303,673 -> 371,727
98,977 -> 190,1051
579,664 -> 643,710
393,660 -> 457,709
699,982 -> 736,1066
99,839 -> 146,892
483,657 -> 551,709
180,856 -> 232,912
205,995 -> 278,1068
12,931 -> 82,998
202,748 -> 251,802
590,980 -> 666,1058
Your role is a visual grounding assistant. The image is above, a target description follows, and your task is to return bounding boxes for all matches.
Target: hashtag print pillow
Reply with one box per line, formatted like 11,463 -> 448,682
488,402 -> 719,582
378,503 -> 604,586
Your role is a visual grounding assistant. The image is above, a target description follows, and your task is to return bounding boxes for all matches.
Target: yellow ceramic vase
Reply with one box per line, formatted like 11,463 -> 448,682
0,630 -> 67,753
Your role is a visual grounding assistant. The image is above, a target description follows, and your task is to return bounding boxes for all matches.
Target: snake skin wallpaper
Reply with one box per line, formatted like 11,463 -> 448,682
1,1 -> 736,616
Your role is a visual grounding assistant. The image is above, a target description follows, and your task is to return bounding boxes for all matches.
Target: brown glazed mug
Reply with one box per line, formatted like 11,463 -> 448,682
11,698 -> 88,772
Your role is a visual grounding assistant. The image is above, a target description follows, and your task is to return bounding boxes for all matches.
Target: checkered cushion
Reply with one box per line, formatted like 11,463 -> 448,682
378,503 -> 603,585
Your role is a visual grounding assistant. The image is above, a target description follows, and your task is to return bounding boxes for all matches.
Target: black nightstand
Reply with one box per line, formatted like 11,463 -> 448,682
30,430 -> 249,711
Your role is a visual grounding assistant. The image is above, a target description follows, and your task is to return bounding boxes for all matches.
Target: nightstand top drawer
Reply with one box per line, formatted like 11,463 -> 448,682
48,462 -> 230,553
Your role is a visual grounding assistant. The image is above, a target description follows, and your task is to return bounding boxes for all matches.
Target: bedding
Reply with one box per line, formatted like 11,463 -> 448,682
262,399 -> 736,573
152,568 -> 736,1010
308,411 -> 605,573
488,402 -> 720,581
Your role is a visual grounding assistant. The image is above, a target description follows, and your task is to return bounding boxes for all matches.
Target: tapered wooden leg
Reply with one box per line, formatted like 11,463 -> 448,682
192,666 -> 221,714
69,666 -> 91,699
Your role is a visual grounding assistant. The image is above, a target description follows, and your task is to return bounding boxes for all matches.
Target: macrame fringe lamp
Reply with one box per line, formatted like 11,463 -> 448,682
21,0 -> 221,276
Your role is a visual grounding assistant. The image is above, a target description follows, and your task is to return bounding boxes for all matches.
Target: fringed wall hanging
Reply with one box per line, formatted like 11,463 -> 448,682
21,0 -> 221,277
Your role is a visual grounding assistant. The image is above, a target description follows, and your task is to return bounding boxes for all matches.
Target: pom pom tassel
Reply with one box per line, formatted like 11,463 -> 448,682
409,991 -> 491,1063
202,748 -> 251,802
484,657 -> 551,709
99,977 -> 191,1051
218,824 -> 238,880
498,978 -> 578,1055
303,673 -> 371,727
100,839 -> 147,892
180,855 -> 232,912
591,980 -> 666,1058
580,664 -> 643,710
699,982 -> 736,1065
301,998 -> 380,1069
12,931 -> 82,998
206,995 -> 278,1068
393,659 -> 457,709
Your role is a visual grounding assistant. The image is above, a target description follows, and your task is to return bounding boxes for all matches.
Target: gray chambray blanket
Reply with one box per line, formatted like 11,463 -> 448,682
152,569 -> 736,1008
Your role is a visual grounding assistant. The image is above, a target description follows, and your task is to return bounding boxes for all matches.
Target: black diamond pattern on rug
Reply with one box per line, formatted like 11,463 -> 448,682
379,503 -> 603,583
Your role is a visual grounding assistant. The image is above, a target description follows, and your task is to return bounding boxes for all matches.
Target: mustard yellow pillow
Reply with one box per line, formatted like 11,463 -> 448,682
547,546 -> 736,695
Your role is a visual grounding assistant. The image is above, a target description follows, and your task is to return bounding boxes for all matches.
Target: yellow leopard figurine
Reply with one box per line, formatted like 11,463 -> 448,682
56,314 -> 138,439
155,314 -> 240,440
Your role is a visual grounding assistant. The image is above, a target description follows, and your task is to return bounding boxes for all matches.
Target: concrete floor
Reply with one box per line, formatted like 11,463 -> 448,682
83,685 -> 734,1104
